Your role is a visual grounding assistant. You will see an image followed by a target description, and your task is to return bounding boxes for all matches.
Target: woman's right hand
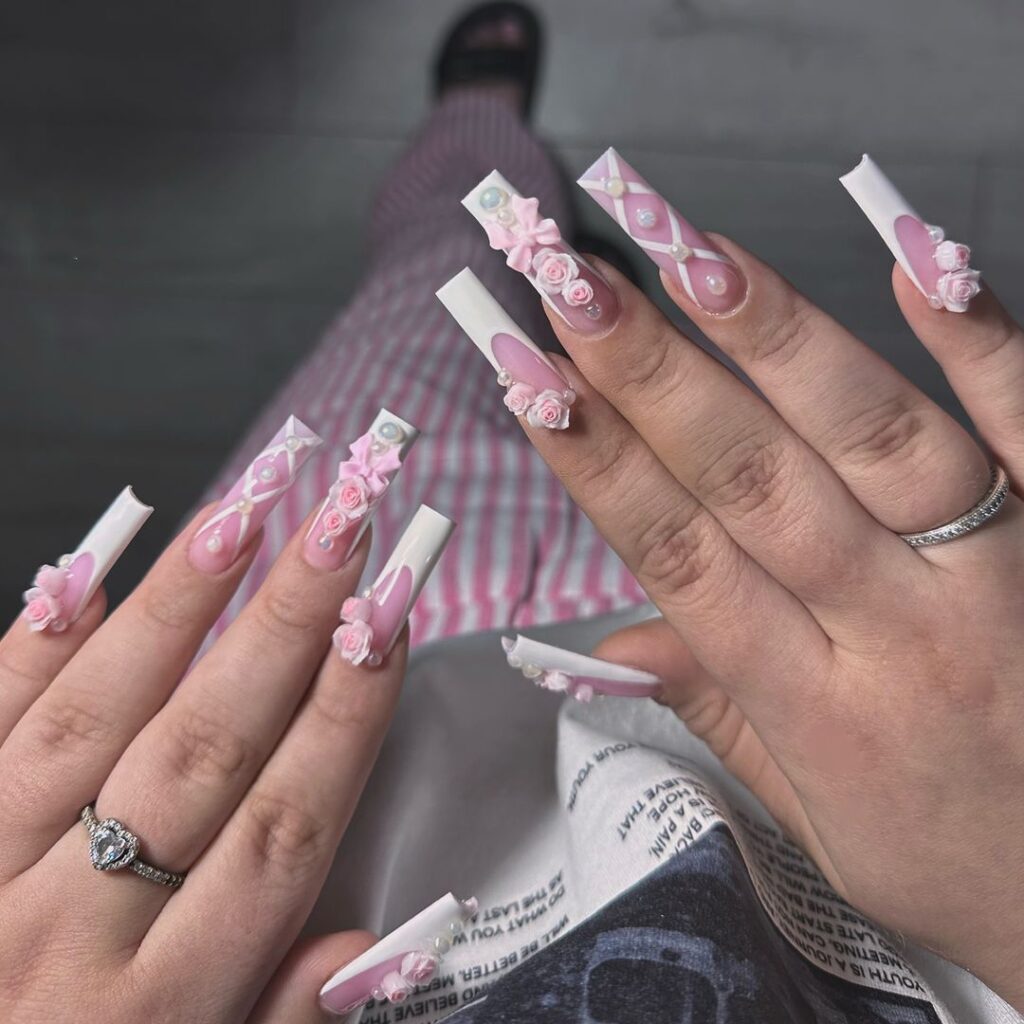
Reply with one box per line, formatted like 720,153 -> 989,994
0,493 -> 407,1022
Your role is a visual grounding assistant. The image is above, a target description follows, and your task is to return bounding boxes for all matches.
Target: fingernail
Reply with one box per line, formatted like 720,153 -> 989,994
578,147 -> 747,316
462,170 -> 620,335
437,267 -> 578,429
303,409 -> 419,571
22,486 -> 153,633
501,633 -> 662,703
188,415 -> 323,574
333,505 -> 454,667
840,154 -> 981,313
319,892 -> 478,1016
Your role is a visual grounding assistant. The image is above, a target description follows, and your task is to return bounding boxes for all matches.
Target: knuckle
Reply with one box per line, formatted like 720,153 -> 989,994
574,432 -> 635,492
613,328 -> 683,407
252,586 -> 320,644
242,791 -> 329,875
696,432 -> 791,520
160,706 -> 256,790
26,696 -> 118,758
833,396 -> 929,472
744,299 -> 817,369
138,583 -> 198,634
309,684 -> 382,736
634,503 -> 715,595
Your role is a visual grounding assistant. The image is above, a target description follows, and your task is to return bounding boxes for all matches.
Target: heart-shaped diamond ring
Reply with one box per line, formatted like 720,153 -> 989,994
80,805 -> 186,889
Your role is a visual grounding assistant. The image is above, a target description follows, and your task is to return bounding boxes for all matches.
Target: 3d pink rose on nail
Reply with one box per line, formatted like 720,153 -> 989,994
526,389 -> 572,430
503,382 -> 537,415
935,240 -> 971,272
341,595 -> 373,622
936,269 -> 981,313
532,249 -> 578,294
21,563 -> 71,632
332,475 -> 372,519
322,509 -> 346,536
562,278 -> 594,307
400,951 -> 438,983
333,619 -> 374,665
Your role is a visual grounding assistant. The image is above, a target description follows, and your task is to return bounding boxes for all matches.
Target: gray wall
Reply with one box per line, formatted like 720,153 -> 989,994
2,0 -> 1021,616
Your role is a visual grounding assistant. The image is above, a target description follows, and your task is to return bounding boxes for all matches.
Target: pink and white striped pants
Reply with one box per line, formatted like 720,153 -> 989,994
202,93 -> 644,645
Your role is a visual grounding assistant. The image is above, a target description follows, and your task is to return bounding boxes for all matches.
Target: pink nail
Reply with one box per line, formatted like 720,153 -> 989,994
501,634 -> 663,702
302,409 -> 419,572
462,171 -> 620,335
333,506 -> 454,668
21,487 -> 152,633
188,415 -> 323,574
840,154 -> 981,313
437,268 -> 577,430
578,148 -> 747,315
319,893 -> 477,1016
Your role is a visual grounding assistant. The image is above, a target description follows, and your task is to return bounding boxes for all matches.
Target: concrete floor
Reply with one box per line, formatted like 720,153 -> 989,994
2,0 -> 1022,616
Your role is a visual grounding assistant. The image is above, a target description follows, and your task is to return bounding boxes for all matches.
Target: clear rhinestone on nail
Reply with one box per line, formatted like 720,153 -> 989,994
507,655 -> 523,668
367,652 -> 383,667
205,534 -> 223,553
669,242 -> 692,262
522,664 -> 542,679
927,224 -> 945,244
235,498 -> 253,514
370,439 -> 387,454
378,421 -> 405,444
258,465 -> 277,482
603,176 -> 626,198
449,919 -> 464,936
584,303 -> 602,319
496,207 -> 516,226
434,935 -> 452,955
496,368 -> 512,387
636,208 -> 657,229
705,273 -> 727,296
285,435 -> 300,452
479,185 -> 508,211
318,536 -> 333,550
928,294 -> 944,309
57,554 -> 72,567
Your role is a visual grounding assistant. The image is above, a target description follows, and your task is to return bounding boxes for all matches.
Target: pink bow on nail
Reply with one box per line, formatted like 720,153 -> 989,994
337,433 -> 402,496
484,195 -> 562,273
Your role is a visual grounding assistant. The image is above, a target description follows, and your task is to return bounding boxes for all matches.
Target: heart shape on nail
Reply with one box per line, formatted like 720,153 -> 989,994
89,818 -> 139,872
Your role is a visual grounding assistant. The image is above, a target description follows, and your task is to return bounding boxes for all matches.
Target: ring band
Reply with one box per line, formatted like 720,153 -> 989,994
81,805 -> 186,889
899,465 -> 1010,547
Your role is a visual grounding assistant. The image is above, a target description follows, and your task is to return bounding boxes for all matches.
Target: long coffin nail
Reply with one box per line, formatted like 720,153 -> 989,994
578,147 -> 747,315
840,154 -> 981,313
189,415 -> 323,574
21,487 -> 153,633
319,892 -> 478,1016
462,170 -> 620,335
501,634 -> 662,703
303,409 -> 419,571
333,505 -> 454,667
437,267 -> 578,429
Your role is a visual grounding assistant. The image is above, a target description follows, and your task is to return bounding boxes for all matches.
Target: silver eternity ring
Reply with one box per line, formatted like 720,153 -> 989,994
898,464 -> 1011,547
81,805 -> 186,889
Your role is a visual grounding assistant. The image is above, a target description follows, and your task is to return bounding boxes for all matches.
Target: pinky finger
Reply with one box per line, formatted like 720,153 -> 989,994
0,592 -> 107,743
894,269 -> 1024,487
248,932 -> 376,1024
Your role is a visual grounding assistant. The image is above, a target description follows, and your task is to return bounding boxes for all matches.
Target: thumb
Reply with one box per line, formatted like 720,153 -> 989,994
248,930 -> 377,1024
593,619 -> 818,854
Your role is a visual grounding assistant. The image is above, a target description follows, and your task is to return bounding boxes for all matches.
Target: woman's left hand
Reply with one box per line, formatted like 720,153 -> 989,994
518,236 -> 1024,1009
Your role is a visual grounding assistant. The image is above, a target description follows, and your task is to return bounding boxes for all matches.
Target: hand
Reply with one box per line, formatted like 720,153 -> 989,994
0,504 -> 405,1022
518,241 -> 1024,1006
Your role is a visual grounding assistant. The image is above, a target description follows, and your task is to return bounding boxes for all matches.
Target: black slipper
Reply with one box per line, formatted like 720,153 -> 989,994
433,2 -> 542,118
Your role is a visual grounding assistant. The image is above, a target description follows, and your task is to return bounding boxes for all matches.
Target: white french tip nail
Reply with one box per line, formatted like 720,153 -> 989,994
73,486 -> 153,616
840,153 -> 928,294
501,634 -> 663,701
318,892 -> 476,1016
373,407 -> 419,460
436,268 -> 575,426
367,505 -> 455,657
460,168 -> 515,226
